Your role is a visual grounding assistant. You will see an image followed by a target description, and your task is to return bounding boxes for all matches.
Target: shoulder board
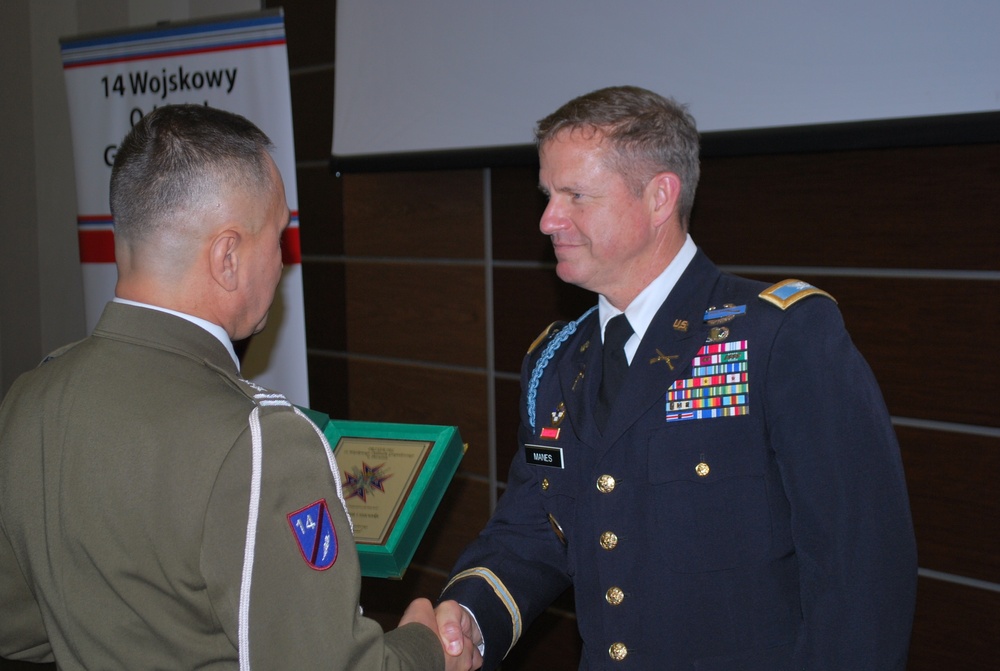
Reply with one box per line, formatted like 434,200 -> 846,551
759,279 -> 836,310
236,376 -> 292,409
204,358 -> 291,407
527,321 -> 567,355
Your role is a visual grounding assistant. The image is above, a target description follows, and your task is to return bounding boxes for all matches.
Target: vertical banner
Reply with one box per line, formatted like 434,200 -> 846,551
61,10 -> 309,406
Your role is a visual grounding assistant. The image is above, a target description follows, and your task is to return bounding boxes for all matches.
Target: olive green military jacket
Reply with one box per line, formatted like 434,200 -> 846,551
0,302 -> 441,670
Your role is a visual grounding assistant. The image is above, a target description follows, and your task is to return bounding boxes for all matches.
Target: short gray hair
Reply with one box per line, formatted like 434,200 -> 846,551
110,104 -> 274,243
535,86 -> 700,226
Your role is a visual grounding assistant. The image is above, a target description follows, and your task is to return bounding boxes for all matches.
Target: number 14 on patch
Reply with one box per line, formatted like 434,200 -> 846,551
287,499 -> 339,570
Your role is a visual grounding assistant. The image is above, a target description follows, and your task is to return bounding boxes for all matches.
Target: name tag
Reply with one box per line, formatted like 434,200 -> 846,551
525,444 -> 564,469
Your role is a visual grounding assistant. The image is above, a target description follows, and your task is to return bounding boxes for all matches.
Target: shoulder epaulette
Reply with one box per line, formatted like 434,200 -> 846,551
759,279 -> 836,310
527,321 -> 567,355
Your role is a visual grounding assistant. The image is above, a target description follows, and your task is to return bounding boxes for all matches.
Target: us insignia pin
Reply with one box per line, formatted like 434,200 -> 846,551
673,319 -> 689,332
287,499 -> 338,570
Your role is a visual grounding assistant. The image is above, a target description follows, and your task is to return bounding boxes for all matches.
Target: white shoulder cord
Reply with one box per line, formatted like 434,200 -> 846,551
293,406 -> 353,531
238,404 -> 265,671
236,393 -> 352,671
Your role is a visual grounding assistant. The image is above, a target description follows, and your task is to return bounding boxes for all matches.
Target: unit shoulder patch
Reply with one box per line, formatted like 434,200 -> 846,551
287,499 -> 338,570
527,321 -> 567,355
758,279 -> 836,310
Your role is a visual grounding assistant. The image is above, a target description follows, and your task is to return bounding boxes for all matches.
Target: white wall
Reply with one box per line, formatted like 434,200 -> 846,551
0,0 -> 260,396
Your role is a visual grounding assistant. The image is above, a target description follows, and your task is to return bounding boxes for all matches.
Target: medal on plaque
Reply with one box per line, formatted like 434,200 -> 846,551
299,408 -> 465,578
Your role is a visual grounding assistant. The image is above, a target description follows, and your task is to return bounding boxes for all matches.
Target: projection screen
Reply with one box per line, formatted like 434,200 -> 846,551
333,0 -> 1000,161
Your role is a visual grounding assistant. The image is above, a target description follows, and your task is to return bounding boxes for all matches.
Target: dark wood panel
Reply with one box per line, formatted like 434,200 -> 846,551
265,0 -> 336,69
491,164 -> 551,263
288,68 -> 334,163
908,576 -> 1000,670
342,171 -> 484,259
694,143 -> 1000,271
740,273 -> 1000,428
296,164 -> 342,257
411,476 -> 492,571
306,353 -> 348,421
301,260 -> 346,352
493,267 -> 596,374
898,426 -> 1000,583
346,263 -> 486,367
348,360 -> 490,477
356,482 -> 490,626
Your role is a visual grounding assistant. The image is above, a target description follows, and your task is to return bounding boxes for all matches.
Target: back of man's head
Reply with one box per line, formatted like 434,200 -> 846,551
110,105 -> 273,253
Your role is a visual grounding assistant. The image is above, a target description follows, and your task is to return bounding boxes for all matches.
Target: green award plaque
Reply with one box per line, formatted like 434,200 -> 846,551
300,408 -> 465,578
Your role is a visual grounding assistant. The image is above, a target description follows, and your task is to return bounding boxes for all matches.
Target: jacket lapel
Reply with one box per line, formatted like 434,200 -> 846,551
555,314 -> 603,447
598,251 -> 723,451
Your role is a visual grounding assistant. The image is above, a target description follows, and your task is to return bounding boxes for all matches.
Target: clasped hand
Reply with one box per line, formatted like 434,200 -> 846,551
401,598 -> 483,671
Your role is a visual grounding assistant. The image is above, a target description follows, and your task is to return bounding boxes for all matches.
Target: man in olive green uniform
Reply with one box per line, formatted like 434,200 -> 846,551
0,105 -> 481,670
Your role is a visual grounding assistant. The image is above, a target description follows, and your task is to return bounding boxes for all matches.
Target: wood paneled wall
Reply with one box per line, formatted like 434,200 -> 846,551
282,2 -> 1000,669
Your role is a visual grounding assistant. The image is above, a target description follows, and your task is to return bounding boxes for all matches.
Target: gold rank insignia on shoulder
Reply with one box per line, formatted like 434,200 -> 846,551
759,279 -> 836,310
527,321 -> 564,355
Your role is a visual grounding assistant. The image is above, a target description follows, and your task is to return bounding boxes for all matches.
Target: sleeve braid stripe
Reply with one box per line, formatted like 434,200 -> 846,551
444,567 -> 522,656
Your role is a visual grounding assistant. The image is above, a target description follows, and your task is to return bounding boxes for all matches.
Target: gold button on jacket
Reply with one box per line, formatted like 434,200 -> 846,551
596,474 -> 616,493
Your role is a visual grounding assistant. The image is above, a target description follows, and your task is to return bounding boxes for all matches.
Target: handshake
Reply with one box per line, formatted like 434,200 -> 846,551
401,598 -> 484,671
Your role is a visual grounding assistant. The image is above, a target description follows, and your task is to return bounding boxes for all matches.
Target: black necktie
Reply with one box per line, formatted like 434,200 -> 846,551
595,314 -> 633,432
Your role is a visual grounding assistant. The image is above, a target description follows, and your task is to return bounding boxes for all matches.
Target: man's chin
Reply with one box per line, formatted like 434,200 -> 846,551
554,263 -> 585,288
250,314 -> 269,337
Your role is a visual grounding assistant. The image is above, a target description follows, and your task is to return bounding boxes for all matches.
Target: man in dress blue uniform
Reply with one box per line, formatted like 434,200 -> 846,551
440,86 -> 917,670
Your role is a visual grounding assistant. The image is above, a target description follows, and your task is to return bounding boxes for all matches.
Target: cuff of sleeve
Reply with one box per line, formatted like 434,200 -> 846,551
459,604 -> 487,657
384,622 -> 444,669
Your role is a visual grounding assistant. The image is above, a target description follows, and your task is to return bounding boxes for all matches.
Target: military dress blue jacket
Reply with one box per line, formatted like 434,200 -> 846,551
442,250 -> 917,670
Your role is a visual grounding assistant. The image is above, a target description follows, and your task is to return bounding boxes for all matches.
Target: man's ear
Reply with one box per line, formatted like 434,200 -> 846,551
209,229 -> 241,291
648,172 -> 682,228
